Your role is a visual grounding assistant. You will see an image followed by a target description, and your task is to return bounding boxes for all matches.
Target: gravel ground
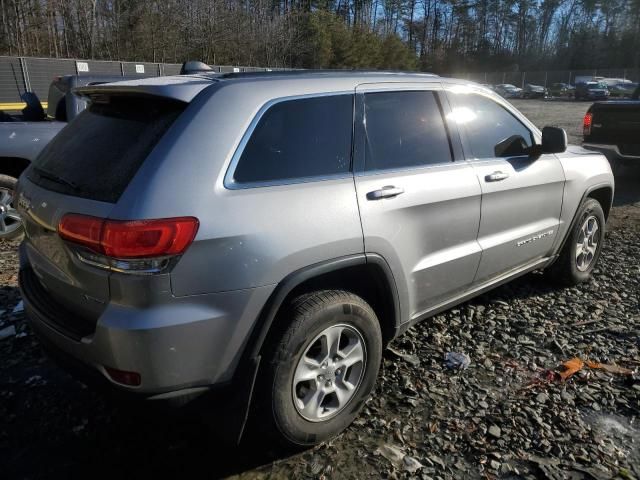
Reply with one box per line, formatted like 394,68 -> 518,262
1,100 -> 639,479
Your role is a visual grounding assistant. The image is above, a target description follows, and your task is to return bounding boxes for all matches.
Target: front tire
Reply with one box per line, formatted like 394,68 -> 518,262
547,198 -> 605,286
0,174 -> 23,241
255,290 -> 382,448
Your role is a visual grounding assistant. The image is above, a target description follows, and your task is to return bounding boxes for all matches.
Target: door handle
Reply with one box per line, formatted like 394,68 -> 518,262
367,185 -> 405,200
485,171 -> 510,182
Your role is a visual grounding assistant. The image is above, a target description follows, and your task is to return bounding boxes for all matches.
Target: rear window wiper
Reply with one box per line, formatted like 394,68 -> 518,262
32,166 -> 80,191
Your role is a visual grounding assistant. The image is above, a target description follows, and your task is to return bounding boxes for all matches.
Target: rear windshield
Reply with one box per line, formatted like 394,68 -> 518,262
29,96 -> 185,203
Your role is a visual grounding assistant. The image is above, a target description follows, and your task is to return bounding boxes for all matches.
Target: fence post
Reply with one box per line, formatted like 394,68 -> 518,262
120,62 -> 124,76
522,72 -> 526,88
19,57 -> 31,92
568,71 -> 572,84
544,71 -> 548,87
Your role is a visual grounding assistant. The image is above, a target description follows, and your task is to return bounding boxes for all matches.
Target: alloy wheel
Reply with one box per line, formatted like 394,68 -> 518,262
0,187 -> 22,239
292,324 -> 366,422
575,215 -> 600,272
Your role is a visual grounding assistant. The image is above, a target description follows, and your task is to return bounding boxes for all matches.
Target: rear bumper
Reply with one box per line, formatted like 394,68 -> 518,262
19,248 -> 275,396
28,304 -> 262,443
583,143 -> 640,162
28,315 -> 213,402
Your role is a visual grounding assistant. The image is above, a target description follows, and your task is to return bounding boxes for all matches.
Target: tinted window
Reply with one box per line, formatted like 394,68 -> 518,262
233,95 -> 352,184
29,96 -> 185,203
363,91 -> 451,171
449,93 -> 533,158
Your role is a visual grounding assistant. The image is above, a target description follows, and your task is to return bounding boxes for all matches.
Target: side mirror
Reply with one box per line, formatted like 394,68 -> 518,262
541,126 -> 567,154
494,135 -> 529,157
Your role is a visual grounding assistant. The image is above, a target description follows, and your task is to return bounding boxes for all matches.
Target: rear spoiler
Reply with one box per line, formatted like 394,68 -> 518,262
73,75 -> 217,104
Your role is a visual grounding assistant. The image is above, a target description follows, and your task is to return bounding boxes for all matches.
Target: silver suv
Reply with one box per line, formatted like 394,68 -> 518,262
16,72 -> 614,447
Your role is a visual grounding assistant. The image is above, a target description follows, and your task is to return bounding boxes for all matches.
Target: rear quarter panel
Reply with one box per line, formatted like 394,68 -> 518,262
110,79 -> 366,295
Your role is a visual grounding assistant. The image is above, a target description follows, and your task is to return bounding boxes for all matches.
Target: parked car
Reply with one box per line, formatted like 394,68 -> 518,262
575,82 -> 610,100
521,83 -> 547,99
609,82 -> 638,98
583,85 -> 640,172
494,83 -> 523,98
0,74 -> 135,240
548,83 -> 575,98
598,77 -> 632,88
17,71 -> 614,448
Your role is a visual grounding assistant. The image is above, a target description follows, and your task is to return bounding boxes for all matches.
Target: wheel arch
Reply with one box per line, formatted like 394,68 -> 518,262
0,157 -> 31,180
586,185 -> 613,220
553,182 -> 613,259
245,254 -> 401,364
228,254 -> 401,444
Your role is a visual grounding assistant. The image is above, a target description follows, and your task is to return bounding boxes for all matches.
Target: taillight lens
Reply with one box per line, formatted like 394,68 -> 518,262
59,214 -> 199,259
58,214 -> 103,252
101,218 -> 199,258
583,112 -> 593,136
104,366 -> 141,386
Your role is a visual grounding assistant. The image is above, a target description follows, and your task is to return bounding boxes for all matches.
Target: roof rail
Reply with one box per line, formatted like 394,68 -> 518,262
213,69 -> 438,80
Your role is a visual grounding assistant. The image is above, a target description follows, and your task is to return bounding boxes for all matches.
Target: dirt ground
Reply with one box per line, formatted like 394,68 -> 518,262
1,100 -> 639,480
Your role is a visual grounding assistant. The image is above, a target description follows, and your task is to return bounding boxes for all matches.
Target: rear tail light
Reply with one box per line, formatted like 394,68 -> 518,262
583,112 -> 593,137
58,214 -> 199,273
104,366 -> 141,386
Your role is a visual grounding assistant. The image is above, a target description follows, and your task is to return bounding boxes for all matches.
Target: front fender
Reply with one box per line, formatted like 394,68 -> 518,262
553,147 -> 614,253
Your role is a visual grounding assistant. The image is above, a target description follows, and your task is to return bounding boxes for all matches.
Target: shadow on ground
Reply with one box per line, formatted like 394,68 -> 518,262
2,375 -> 296,479
612,164 -> 640,206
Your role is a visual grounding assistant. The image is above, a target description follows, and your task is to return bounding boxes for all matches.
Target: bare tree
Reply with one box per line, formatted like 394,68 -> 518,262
0,0 -> 638,72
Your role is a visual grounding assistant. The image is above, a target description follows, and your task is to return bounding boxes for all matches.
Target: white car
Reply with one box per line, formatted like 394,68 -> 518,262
495,84 -> 523,98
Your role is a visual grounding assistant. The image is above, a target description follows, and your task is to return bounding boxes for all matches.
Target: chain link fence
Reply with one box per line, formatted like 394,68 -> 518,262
0,56 -> 287,107
450,69 -> 640,87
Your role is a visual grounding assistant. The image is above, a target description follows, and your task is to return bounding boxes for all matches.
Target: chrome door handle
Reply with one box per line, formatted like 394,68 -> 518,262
485,171 -> 510,182
367,186 -> 405,200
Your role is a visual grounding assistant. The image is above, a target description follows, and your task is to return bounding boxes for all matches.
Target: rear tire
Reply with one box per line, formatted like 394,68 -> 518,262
546,198 -> 605,286
254,290 -> 382,448
0,174 -> 23,241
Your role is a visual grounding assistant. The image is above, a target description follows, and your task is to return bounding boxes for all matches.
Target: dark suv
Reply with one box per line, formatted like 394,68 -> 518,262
575,82 -> 610,100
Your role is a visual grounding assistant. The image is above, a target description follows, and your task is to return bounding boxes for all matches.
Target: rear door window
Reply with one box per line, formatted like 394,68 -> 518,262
231,94 -> 353,185
29,96 -> 185,203
363,91 -> 452,172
